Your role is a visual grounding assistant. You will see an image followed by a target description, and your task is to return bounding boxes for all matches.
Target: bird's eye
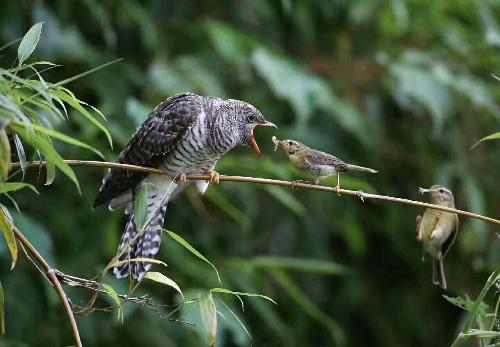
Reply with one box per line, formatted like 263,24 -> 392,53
288,141 -> 293,145
439,189 -> 444,193
246,114 -> 256,122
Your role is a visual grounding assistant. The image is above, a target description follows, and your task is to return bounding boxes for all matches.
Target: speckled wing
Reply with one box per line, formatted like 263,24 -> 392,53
304,149 -> 348,171
93,93 -> 200,207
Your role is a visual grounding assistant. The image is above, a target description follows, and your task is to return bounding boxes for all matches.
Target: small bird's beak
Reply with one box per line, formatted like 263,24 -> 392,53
418,187 -> 432,194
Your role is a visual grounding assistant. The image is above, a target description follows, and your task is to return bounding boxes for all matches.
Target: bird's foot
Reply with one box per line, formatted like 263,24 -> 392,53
335,185 -> 341,196
356,190 -> 365,203
291,180 -> 310,190
206,171 -> 220,184
176,173 -> 187,184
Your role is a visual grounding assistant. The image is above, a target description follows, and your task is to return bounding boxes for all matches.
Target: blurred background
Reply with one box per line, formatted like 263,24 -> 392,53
1,0 -> 500,346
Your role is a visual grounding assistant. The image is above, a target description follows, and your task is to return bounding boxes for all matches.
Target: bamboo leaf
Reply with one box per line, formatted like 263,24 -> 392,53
210,287 -> 277,305
144,271 -> 184,300
13,125 -> 80,192
134,183 -> 149,230
12,134 -> 26,177
472,132 -> 500,148
199,292 -> 218,347
0,205 -> 17,270
0,182 -> 38,194
217,299 -> 252,342
164,229 -> 221,284
251,256 -> 348,275
102,283 -> 123,322
51,88 -> 113,147
13,122 -> 104,158
17,22 -> 43,65
110,257 -> 168,270
0,129 -> 10,180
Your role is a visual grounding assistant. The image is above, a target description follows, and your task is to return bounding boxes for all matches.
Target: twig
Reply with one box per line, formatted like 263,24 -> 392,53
9,160 -> 500,226
11,226 -> 82,347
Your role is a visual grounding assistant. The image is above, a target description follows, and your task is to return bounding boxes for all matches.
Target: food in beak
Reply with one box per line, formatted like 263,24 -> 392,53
271,136 -> 280,151
418,187 -> 431,194
251,122 -> 278,155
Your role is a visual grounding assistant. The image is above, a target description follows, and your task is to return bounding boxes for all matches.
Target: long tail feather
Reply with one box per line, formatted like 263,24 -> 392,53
432,259 -> 447,290
345,164 -> 378,174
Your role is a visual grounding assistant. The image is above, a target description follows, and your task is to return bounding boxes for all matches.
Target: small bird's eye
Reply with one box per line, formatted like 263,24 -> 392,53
439,189 -> 444,193
288,141 -> 293,145
246,114 -> 256,122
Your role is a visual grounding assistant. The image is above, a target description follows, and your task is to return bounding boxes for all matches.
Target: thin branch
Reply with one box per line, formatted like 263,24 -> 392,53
9,160 -> 500,226
11,226 -> 82,347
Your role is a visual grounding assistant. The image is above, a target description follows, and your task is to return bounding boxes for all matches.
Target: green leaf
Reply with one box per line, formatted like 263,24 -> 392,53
0,281 -> 4,337
13,124 -> 80,192
51,88 -> 113,148
217,299 -> 252,342
102,283 -> 123,322
210,287 -> 277,305
144,271 -> 184,301
251,256 -> 348,275
134,183 -> 149,230
17,22 -> 43,65
12,134 -> 26,177
12,122 -> 104,159
0,205 -> 17,270
164,229 -> 221,284
0,129 -> 10,180
471,132 -> 500,148
0,182 -> 38,194
199,292 -> 218,347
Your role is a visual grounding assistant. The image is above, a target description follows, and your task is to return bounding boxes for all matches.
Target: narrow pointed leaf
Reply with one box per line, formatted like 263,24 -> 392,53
164,229 -> 221,284
210,288 -> 277,305
472,131 -> 500,148
102,283 -> 123,322
12,134 -> 26,177
134,183 -> 148,230
199,292 -> 218,347
0,182 -> 38,194
13,122 -> 104,158
18,22 -> 43,65
0,205 -> 17,269
144,271 -> 184,300
0,129 -> 10,180
12,125 -> 80,192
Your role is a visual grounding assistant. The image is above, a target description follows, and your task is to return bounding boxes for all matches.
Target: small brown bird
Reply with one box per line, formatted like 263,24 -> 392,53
272,136 -> 377,190
416,185 -> 459,290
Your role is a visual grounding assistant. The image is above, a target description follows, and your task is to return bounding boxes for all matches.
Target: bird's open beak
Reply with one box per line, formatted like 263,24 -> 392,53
251,121 -> 278,154
418,187 -> 432,194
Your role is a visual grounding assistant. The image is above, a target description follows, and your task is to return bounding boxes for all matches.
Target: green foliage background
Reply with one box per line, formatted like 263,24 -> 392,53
1,1 -> 500,346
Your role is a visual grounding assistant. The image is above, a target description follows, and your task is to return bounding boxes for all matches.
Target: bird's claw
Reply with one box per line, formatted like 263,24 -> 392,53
356,190 -> 365,203
207,171 -> 220,184
291,180 -> 310,190
177,173 -> 187,184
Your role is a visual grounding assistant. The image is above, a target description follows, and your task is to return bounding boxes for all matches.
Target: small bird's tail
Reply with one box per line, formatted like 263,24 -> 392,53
345,164 -> 378,174
432,259 -> 447,290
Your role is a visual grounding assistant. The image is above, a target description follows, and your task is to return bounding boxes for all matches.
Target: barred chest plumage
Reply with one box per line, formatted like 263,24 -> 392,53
158,110 -> 234,176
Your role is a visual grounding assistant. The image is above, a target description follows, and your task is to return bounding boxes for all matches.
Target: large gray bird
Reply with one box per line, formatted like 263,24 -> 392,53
94,93 -> 276,280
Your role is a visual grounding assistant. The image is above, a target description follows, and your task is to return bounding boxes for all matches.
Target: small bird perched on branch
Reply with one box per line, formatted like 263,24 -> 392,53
416,185 -> 459,290
272,136 -> 377,191
93,93 -> 277,280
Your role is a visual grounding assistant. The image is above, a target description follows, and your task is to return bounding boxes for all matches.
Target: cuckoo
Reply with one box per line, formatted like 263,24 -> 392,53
94,93 -> 277,280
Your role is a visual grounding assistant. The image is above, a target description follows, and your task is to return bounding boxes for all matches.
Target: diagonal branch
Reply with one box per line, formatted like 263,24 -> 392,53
9,160 -> 500,226
11,225 -> 82,347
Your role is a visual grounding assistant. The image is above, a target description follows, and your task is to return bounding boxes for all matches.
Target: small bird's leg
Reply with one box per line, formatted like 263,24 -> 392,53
335,173 -> 341,196
206,171 -> 220,184
356,190 -> 365,203
176,173 -> 187,184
